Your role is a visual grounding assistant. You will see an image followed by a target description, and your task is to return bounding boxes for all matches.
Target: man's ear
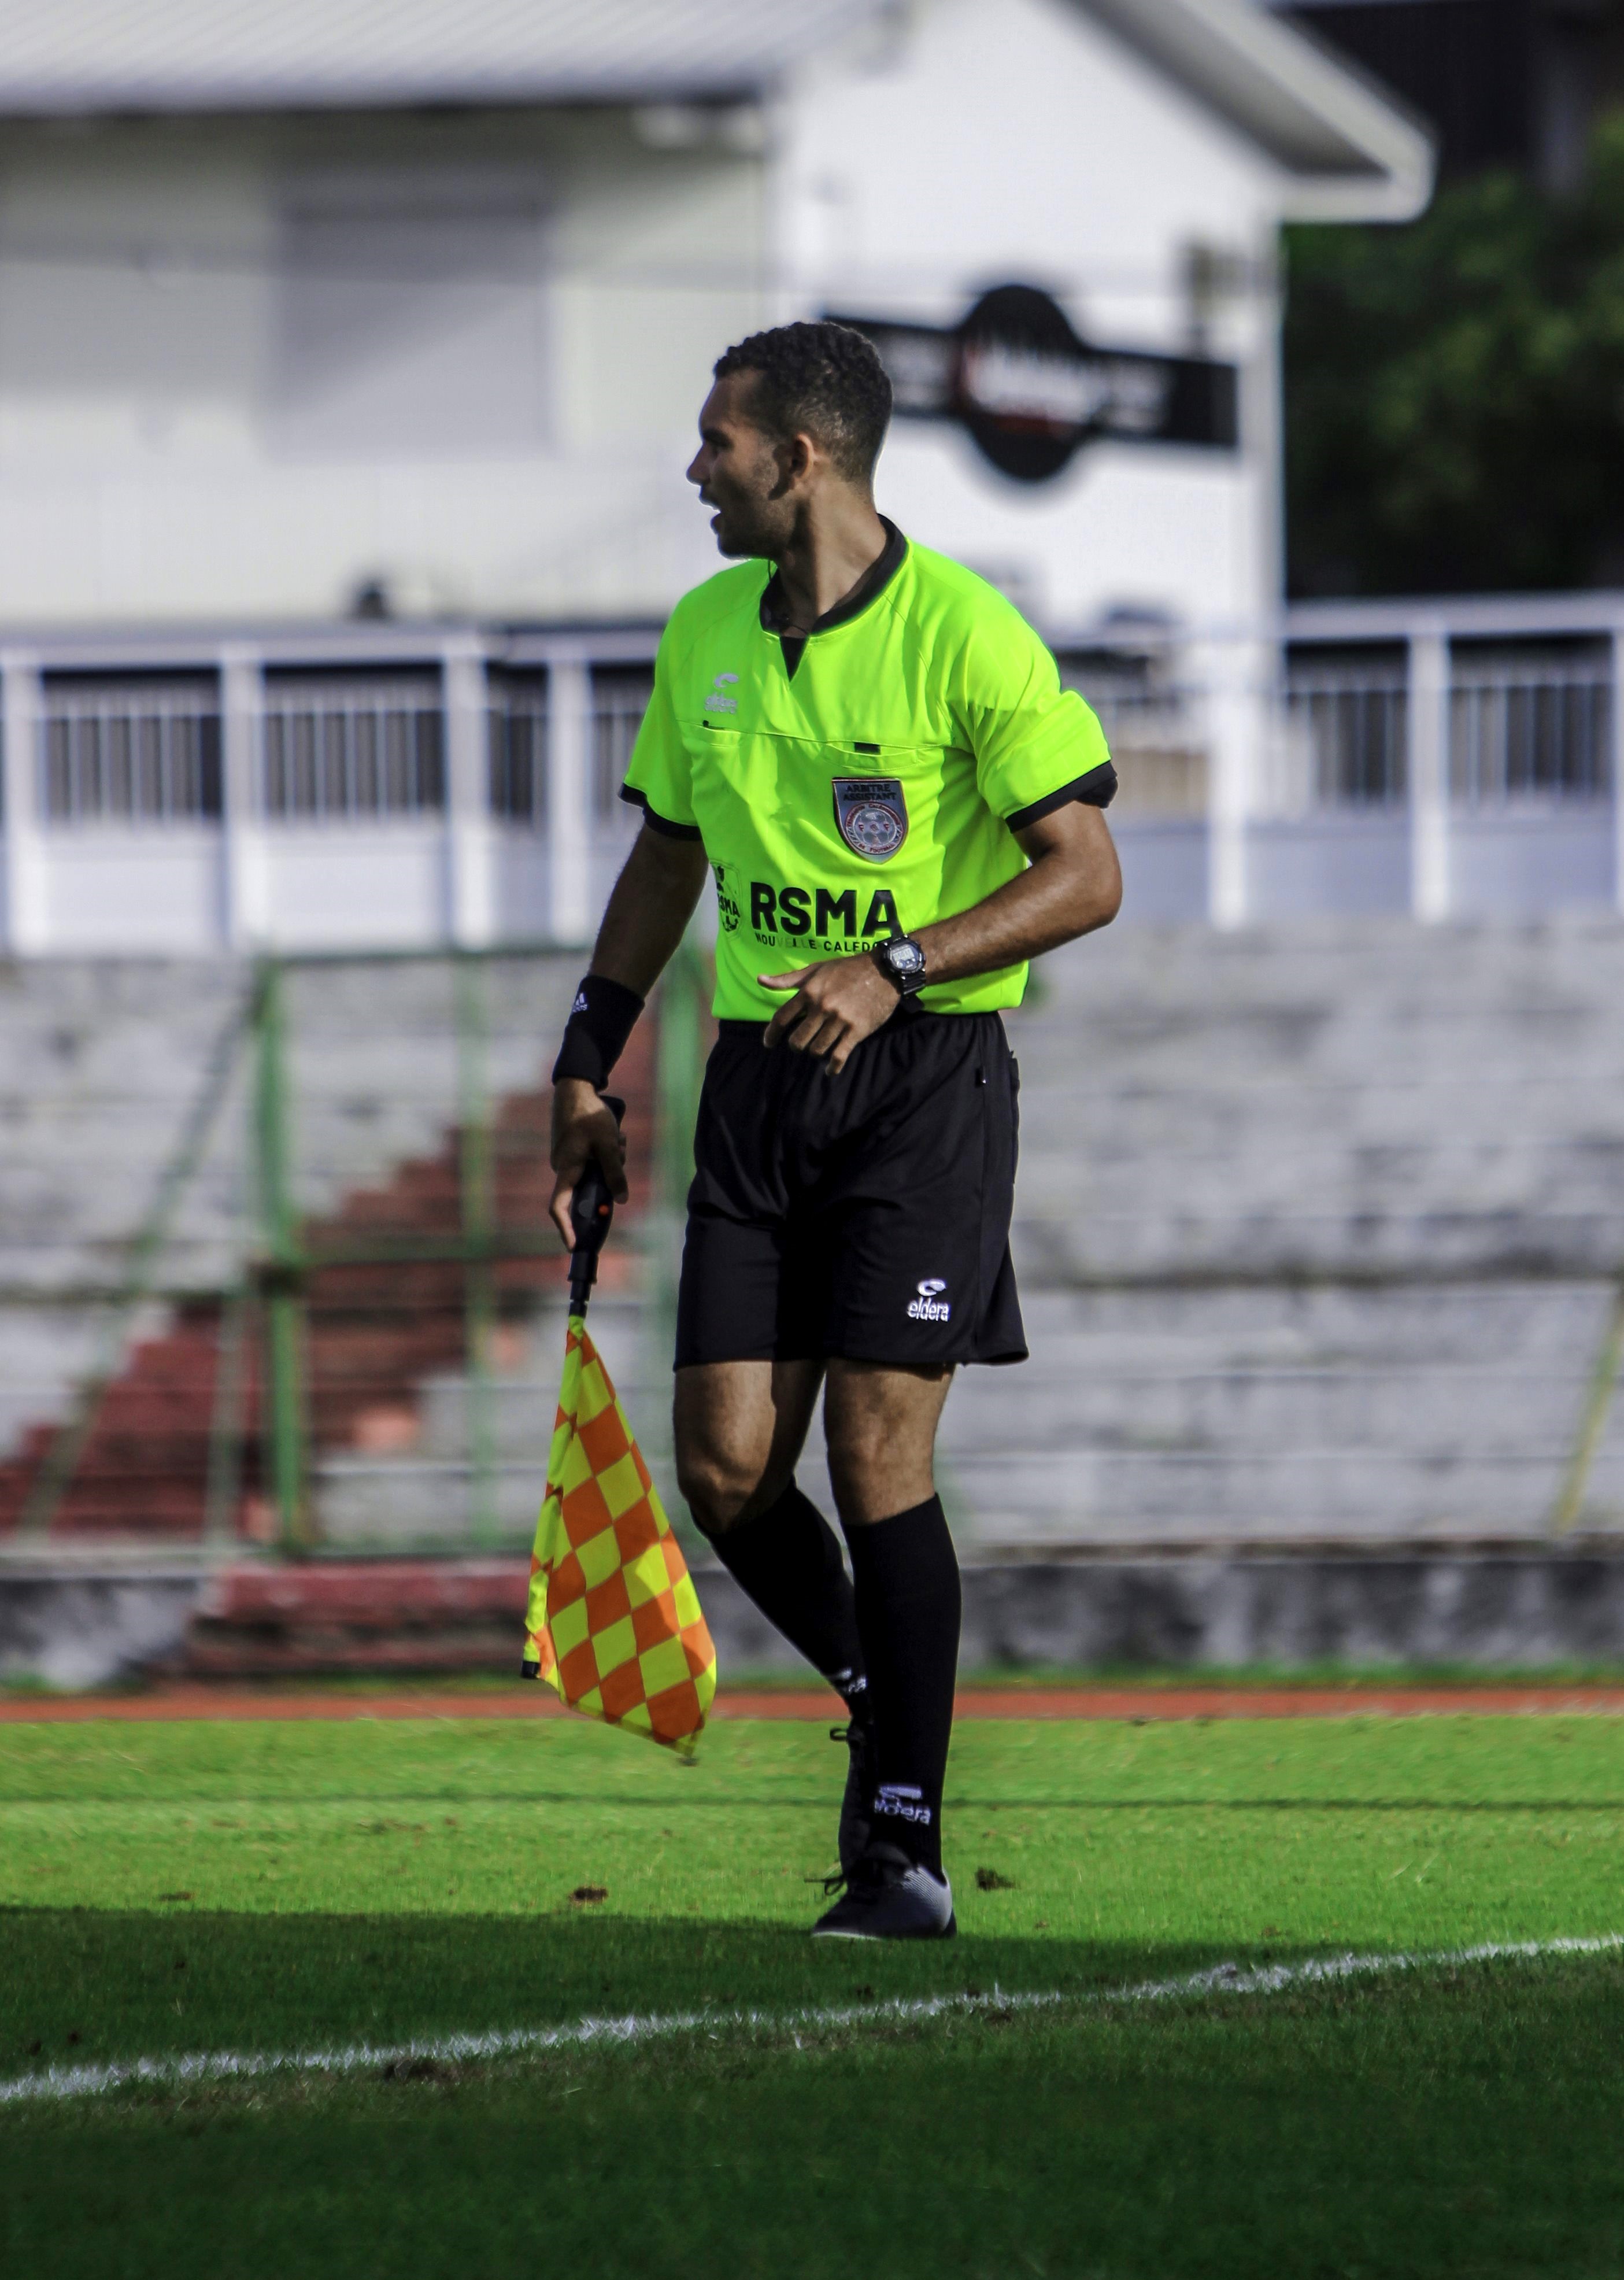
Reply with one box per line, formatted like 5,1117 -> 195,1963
783,430 -> 818,487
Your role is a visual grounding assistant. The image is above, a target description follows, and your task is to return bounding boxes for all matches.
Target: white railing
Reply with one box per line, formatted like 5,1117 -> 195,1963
260,676 -> 445,820
2,597 -> 1624,950
591,665 -> 656,820
1266,647 -> 1614,816
1277,662 -> 1407,811
484,664 -> 654,831
40,681 -> 222,826
487,673 -> 549,825
1449,649 -> 1611,805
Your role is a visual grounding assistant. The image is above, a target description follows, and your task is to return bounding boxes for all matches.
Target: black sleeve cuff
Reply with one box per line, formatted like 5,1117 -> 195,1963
619,784 -> 704,842
1005,762 -> 1118,833
552,973 -> 646,1089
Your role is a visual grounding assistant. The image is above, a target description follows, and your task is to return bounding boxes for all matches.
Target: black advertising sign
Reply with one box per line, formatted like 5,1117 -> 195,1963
826,283 -> 1239,484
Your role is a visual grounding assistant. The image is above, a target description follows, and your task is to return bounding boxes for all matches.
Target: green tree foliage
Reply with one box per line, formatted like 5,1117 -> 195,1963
1285,117 -> 1624,596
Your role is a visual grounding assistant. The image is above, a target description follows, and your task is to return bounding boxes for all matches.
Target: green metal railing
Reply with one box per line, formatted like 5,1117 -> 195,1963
1551,1281 -> 1624,1535
253,956 -> 309,1549
13,937 -> 716,1557
454,955 -> 500,1544
242,944 -> 586,1556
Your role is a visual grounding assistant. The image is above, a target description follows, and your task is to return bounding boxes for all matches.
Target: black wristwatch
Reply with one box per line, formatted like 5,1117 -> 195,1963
873,934 -> 927,996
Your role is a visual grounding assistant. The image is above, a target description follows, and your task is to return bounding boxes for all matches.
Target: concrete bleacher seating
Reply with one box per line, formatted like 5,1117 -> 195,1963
944,917 -> 1624,1542
0,952 -> 596,1535
0,955 -> 587,1294
4,918 -> 1624,1550
1006,918 -> 1624,1284
0,957 -> 243,1296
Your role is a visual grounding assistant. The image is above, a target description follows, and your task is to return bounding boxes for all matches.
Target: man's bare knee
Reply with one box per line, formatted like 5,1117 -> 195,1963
824,1415 -> 890,1492
826,1428 -> 927,1522
824,1360 -> 952,1527
674,1443 -> 769,1540
674,1358 -> 822,1540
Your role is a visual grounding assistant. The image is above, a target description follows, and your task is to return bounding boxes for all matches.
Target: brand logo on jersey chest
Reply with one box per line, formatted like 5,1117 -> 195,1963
704,672 -> 739,714
833,776 -> 908,862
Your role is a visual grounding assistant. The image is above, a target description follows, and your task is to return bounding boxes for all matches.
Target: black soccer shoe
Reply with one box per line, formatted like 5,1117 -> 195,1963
811,1843 -> 956,1941
832,1719 -> 875,1878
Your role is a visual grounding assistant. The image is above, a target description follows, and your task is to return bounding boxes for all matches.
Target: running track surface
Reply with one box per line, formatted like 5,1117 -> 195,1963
5,1685 -> 1624,1724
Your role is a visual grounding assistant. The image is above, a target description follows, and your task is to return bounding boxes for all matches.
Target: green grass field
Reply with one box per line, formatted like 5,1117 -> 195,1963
3,1709 -> 1623,2277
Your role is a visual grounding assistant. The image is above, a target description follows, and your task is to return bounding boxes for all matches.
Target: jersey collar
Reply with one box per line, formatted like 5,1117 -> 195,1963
759,516 -> 908,675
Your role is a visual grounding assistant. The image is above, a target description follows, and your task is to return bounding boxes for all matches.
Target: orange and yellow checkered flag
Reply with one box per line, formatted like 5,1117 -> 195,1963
523,1312 -> 716,1754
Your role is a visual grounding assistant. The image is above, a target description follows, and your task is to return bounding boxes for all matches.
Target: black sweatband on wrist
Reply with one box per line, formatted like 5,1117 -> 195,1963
551,974 -> 645,1089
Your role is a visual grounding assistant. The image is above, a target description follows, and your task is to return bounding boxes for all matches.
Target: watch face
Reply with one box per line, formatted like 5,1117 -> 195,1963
888,940 -> 924,977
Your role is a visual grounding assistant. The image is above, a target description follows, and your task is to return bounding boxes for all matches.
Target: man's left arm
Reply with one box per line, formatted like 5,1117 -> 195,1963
761,800 -> 1121,1072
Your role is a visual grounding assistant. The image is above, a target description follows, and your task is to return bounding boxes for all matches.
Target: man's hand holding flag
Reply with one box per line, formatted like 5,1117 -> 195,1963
522,1095 -> 717,1754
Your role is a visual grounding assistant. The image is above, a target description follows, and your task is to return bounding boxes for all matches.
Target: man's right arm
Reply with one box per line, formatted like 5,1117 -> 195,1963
549,823 -> 711,1246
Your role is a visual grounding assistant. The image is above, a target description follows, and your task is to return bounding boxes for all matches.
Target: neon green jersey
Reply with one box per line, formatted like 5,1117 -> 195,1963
622,526 -> 1114,1020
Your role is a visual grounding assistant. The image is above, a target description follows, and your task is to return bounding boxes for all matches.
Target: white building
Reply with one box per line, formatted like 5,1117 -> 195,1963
0,0 -> 1427,632
13,1 -> 1597,956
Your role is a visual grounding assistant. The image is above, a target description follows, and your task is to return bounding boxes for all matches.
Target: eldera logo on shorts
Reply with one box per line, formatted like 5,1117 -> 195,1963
908,1277 -> 950,1323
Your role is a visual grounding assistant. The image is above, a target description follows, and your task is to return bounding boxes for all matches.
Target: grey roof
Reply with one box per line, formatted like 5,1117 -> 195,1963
0,0 -> 1431,215
0,0 -> 885,110
1086,0 -> 1432,215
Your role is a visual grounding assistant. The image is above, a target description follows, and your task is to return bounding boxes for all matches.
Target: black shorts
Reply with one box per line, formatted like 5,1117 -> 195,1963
675,1002 -> 1027,1370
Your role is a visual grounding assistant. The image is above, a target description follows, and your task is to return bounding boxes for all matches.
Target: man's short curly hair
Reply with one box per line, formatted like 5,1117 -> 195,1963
713,320 -> 891,484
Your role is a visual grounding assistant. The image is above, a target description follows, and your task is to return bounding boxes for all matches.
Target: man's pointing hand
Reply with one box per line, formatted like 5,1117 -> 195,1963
759,953 -> 899,1074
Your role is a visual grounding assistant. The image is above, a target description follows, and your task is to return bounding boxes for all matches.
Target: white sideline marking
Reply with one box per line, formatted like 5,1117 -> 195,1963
3,1934 -> 1619,2111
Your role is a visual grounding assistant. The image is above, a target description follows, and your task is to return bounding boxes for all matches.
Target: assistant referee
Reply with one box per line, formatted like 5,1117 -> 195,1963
549,321 -> 1120,1939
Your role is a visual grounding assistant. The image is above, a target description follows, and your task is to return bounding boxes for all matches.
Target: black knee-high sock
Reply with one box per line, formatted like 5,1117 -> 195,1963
842,1495 -> 960,1878
706,1483 -> 868,1714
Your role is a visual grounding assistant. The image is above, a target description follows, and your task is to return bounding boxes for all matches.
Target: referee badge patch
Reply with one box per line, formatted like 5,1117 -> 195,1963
833,777 -> 908,863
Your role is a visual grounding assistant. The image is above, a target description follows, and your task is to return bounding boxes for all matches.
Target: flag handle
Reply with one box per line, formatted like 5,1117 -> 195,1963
567,1093 -> 625,1314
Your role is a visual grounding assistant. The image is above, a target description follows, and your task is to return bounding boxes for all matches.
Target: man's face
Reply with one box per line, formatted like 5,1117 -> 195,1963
686,374 -> 798,559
